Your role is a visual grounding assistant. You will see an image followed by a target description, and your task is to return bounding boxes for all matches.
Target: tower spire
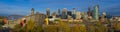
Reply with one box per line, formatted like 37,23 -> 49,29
31,8 -> 34,15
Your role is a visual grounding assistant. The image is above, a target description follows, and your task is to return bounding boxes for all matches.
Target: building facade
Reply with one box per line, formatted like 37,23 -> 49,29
94,5 -> 99,20
31,8 -> 35,15
76,12 -> 81,19
72,8 -> 76,19
61,8 -> 68,19
46,8 -> 50,17
87,7 -> 91,16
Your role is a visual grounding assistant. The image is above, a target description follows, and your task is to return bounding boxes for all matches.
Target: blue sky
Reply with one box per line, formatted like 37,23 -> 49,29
0,0 -> 120,16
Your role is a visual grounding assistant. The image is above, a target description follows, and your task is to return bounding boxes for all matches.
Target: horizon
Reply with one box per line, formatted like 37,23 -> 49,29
0,0 -> 120,16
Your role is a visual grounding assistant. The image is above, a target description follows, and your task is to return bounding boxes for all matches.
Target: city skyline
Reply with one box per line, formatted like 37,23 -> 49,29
0,0 -> 120,16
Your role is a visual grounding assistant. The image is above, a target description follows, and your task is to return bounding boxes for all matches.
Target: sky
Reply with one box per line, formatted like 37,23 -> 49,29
0,0 -> 120,16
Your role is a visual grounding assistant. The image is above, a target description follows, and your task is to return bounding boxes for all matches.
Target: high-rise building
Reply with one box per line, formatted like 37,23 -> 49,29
81,12 -> 88,20
52,12 -> 56,18
72,8 -> 76,14
87,7 -> 93,20
46,8 -> 50,17
31,8 -> 34,15
67,11 -> 72,16
62,8 -> 67,14
72,8 -> 76,19
94,5 -> 99,20
56,9 -> 61,18
87,7 -> 91,16
61,8 -> 68,19
91,10 -> 94,17
58,9 -> 60,15
76,12 -> 81,19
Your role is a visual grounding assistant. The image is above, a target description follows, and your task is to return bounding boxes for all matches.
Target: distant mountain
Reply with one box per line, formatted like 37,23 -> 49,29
0,14 -> 10,16
7,15 -> 24,20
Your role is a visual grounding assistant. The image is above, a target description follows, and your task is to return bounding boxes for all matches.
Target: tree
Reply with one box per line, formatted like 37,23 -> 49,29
43,25 -> 58,32
70,24 -> 81,32
87,24 -> 96,32
32,25 -> 43,32
27,20 -> 35,32
96,23 -> 105,32
114,22 -> 120,31
58,21 -> 70,32
79,24 -> 87,32
13,24 -> 22,32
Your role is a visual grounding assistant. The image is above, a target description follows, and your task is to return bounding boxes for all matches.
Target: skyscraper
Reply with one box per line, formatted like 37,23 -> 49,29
72,8 -> 76,19
56,9 -> 61,18
76,12 -> 81,19
46,8 -> 50,17
87,7 -> 91,16
91,10 -> 94,18
58,9 -> 60,15
52,12 -> 56,18
67,11 -> 72,16
94,5 -> 99,20
31,8 -> 34,15
62,8 -> 67,14
72,8 -> 76,14
61,8 -> 68,19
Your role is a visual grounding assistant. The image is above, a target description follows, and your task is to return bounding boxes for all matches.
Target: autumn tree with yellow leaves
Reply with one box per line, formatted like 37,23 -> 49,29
58,21 -> 70,32
27,20 -> 35,32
